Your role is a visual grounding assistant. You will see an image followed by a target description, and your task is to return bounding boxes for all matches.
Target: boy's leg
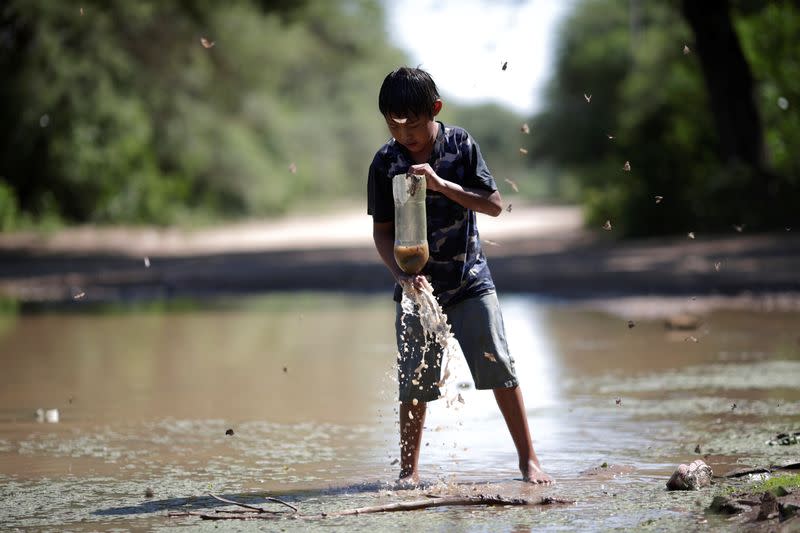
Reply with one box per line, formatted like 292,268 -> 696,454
448,293 -> 553,484
394,302 -> 442,484
399,400 -> 426,483
494,385 -> 553,484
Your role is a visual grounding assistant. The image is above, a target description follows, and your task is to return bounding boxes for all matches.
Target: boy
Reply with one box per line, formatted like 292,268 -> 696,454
367,67 -> 553,486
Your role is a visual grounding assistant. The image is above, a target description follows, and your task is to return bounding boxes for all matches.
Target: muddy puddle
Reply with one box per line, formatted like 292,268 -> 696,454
0,293 -> 798,531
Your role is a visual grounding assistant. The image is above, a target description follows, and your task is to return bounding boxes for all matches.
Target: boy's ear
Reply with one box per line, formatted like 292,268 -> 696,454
431,99 -> 443,117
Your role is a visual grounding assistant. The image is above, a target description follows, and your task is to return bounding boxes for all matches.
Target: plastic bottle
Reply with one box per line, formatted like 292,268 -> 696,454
392,173 -> 429,274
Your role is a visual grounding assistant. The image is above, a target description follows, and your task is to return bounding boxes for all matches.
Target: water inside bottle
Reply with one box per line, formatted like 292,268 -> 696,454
392,173 -> 429,274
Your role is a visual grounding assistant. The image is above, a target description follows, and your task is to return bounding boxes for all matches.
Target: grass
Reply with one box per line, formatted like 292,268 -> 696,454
749,473 -> 800,495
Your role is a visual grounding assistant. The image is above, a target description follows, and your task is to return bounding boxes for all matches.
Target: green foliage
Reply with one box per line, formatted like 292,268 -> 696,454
735,1 -> 800,183
0,0 -> 550,228
0,0 -> 406,226
443,102 -> 549,200
0,182 -> 18,231
531,0 -> 800,236
749,473 -> 800,496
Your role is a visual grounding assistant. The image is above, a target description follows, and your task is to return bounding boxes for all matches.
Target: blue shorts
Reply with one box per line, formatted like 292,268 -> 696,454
395,291 -> 518,403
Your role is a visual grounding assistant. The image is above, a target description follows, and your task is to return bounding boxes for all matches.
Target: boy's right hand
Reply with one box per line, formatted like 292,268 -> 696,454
398,273 -> 431,293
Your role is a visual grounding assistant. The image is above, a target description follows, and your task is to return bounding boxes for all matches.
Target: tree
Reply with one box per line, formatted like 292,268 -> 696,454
0,0 -> 407,226
530,0 -> 799,236
681,0 -> 784,224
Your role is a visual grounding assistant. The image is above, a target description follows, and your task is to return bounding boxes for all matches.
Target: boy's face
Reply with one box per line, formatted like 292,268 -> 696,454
384,100 -> 442,159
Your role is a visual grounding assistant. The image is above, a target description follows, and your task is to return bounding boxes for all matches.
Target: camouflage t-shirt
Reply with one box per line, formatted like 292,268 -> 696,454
367,122 -> 497,308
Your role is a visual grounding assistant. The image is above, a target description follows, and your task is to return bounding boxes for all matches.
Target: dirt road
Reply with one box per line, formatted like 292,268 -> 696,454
0,205 -> 583,256
1,205 -> 799,303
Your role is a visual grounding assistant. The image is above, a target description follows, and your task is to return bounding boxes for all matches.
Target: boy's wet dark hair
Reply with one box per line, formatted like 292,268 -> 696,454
378,67 -> 440,119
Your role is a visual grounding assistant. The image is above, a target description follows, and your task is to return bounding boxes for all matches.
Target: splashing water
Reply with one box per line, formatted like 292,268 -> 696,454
399,280 -> 463,408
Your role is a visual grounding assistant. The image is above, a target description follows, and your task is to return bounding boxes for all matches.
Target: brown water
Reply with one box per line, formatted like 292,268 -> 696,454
394,243 -> 429,275
1,293 -> 799,531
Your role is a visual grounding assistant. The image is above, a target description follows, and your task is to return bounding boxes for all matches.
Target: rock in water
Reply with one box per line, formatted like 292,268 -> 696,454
757,491 -> 779,521
666,459 -> 713,490
708,495 -> 751,515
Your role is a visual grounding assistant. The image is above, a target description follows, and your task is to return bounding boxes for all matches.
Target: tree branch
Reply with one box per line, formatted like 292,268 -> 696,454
208,493 -> 297,514
168,494 -> 574,521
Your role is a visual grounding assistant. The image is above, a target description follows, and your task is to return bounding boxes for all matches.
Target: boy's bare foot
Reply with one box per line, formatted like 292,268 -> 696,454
394,470 -> 420,489
521,460 -> 555,485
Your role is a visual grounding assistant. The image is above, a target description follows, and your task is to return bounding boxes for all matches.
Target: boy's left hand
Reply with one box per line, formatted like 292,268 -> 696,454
409,164 -> 444,193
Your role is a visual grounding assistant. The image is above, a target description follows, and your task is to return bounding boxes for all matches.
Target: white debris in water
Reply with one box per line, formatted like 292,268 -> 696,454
399,281 -> 461,404
35,408 -> 59,423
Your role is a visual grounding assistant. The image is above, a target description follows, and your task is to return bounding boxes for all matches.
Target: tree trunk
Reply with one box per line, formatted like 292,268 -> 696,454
681,0 -> 787,227
681,0 -> 765,171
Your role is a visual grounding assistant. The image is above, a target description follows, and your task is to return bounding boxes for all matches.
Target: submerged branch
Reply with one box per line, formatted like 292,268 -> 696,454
168,494 -> 574,521
318,494 -> 531,517
207,493 -> 297,514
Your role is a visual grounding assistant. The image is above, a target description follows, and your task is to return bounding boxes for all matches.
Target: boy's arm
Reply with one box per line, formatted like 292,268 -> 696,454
373,221 -> 404,282
409,163 -> 503,217
373,221 -> 426,290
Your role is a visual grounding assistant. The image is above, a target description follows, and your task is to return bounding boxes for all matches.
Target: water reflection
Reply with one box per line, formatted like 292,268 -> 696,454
503,296 -> 561,410
0,295 -> 396,425
420,295 -> 564,481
